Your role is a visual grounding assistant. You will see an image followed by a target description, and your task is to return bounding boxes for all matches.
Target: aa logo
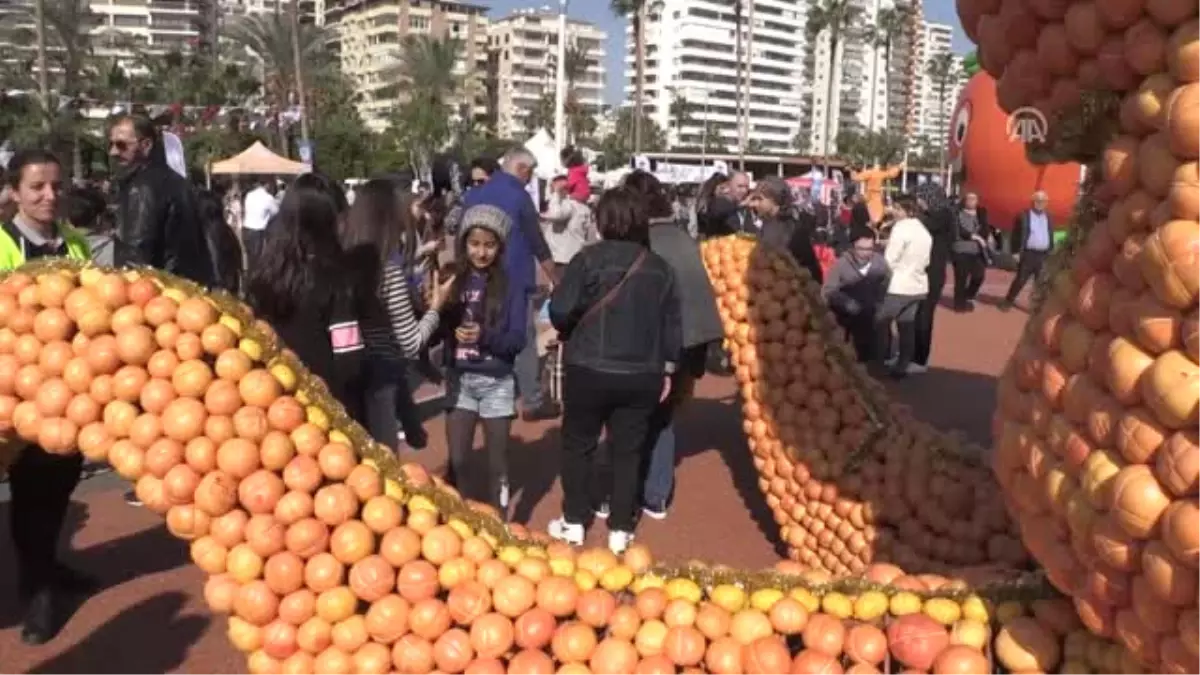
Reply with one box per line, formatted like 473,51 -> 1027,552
1005,106 -> 1049,144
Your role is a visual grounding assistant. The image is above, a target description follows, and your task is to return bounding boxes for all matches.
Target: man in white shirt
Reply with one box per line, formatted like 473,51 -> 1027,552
242,179 -> 278,264
876,194 -> 933,377
1001,190 -> 1055,310
540,175 -> 597,274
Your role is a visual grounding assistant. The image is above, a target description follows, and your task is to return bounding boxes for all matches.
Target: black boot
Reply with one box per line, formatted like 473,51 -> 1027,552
21,588 -> 66,645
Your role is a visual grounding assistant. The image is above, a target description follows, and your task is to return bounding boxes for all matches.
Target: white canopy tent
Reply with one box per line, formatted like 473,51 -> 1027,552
523,129 -> 561,180
209,141 -> 308,175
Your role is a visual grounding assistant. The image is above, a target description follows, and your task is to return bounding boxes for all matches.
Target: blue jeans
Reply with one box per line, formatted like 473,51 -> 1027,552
641,369 -> 694,507
514,293 -> 544,409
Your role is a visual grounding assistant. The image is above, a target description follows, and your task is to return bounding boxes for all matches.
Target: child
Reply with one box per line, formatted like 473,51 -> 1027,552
561,147 -> 590,204
441,204 -> 529,518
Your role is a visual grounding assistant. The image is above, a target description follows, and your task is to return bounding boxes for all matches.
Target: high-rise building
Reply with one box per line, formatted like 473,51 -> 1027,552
622,0 -> 808,154
326,0 -> 489,132
909,20 -> 962,150
487,7 -> 606,141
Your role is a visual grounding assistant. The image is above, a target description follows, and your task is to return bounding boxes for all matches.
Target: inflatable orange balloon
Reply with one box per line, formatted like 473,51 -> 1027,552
946,71 -> 1081,231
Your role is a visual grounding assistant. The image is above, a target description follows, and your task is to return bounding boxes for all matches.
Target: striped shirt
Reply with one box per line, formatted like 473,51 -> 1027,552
363,260 -> 440,363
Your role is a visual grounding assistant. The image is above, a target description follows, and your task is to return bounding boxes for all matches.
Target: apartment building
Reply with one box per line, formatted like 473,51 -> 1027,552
327,0 -> 489,131
487,7 -> 606,141
908,21 -> 961,148
622,0 -> 808,154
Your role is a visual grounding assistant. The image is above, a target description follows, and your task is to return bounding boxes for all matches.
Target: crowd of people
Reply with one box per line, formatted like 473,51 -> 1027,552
0,115 -> 1063,644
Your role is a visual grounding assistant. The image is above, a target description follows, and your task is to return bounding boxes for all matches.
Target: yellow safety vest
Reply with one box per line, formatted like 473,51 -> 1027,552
0,221 -> 91,271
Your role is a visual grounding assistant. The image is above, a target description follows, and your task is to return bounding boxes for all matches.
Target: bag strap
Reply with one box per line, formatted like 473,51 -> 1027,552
577,249 -> 648,327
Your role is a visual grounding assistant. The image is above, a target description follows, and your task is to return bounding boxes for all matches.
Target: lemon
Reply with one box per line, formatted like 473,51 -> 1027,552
600,565 -> 634,592
853,591 -> 889,621
329,429 -> 350,445
549,557 -> 575,577
498,546 -> 523,566
384,478 -> 405,500
710,584 -> 747,612
923,597 -> 962,625
79,268 -> 103,287
447,519 -> 473,540
821,592 -> 853,619
665,578 -> 702,604
269,363 -> 297,391
574,569 -> 597,591
238,338 -> 264,361
995,601 -> 1025,624
524,546 -> 547,559
219,314 -> 243,335
889,592 -> 922,616
163,287 -> 187,302
950,619 -> 990,650
305,406 -> 330,430
788,587 -> 820,613
407,495 -> 437,512
480,532 -> 499,549
960,595 -> 990,623
295,389 -> 311,406
750,588 -> 784,613
631,574 -> 664,593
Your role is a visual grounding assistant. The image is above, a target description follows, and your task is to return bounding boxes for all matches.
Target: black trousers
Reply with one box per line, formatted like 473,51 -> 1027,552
9,445 -> 83,597
914,255 -> 947,367
876,294 -> 923,370
560,365 -> 661,533
242,229 -> 265,267
1004,249 -> 1049,303
831,305 -> 876,362
952,251 -> 986,306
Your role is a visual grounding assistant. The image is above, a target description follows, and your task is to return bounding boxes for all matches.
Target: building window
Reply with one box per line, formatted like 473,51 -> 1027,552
410,16 -> 429,31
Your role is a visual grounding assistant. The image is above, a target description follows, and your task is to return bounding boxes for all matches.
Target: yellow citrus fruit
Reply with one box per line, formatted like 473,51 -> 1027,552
162,287 -> 187,302
600,565 -> 634,592
949,619 -> 990,650
923,597 -> 962,625
631,574 -> 664,593
789,587 -> 820,613
497,546 -> 523,566
447,519 -> 473,540
329,429 -> 350,445
853,591 -> 889,621
750,589 -> 783,613
407,495 -> 437,512
665,578 -> 702,604
710,584 -> 747,612
889,592 -> 922,616
306,406 -> 330,430
269,363 -> 297,391
238,338 -> 263,361
960,595 -> 990,623
219,314 -> 243,335
384,479 -> 405,500
821,592 -> 853,619
574,569 -> 597,591
549,557 -> 575,577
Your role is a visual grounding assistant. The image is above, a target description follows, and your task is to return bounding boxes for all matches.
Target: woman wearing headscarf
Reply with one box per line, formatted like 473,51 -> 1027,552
911,181 -> 955,371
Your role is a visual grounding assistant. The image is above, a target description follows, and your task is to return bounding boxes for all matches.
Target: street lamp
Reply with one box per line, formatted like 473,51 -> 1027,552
553,0 -> 568,161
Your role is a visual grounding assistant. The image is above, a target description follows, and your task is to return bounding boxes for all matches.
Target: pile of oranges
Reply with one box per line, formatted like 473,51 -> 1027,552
0,260 -> 1146,674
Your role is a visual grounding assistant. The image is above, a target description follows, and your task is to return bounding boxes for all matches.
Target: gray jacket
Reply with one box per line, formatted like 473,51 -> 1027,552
648,219 -> 724,350
821,251 -> 890,314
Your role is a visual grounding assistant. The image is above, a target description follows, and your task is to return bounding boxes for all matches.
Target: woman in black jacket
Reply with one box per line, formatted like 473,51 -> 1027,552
244,173 -> 378,424
748,176 -> 824,283
912,182 -> 955,369
546,187 -> 682,555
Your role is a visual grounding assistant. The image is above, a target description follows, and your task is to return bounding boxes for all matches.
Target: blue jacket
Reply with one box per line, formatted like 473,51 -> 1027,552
462,172 -> 551,294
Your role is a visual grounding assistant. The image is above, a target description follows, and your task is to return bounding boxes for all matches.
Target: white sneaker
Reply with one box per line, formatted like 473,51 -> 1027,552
884,356 -> 898,367
498,479 -> 510,510
594,503 -> 610,520
906,363 -> 928,374
608,530 -> 635,555
548,517 -> 584,546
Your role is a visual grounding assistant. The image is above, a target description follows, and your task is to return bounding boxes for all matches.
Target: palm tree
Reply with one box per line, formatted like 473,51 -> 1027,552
926,52 -> 960,168
668,89 -> 694,147
806,0 -> 862,162
610,0 -> 646,152
386,35 -> 465,178
224,12 -> 333,150
562,44 -> 593,143
867,2 -> 913,129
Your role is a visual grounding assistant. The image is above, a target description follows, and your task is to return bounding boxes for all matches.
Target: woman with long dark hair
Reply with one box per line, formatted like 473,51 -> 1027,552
340,178 -> 452,451
244,173 -> 375,422
621,171 -> 722,520
196,190 -> 244,294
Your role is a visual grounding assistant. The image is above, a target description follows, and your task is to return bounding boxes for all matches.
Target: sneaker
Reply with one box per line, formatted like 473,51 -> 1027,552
547,517 -> 584,546
642,500 -> 668,521
498,479 -> 510,510
608,530 -> 635,555
123,490 -> 142,506
594,503 -> 610,520
884,356 -> 898,367
906,363 -> 928,374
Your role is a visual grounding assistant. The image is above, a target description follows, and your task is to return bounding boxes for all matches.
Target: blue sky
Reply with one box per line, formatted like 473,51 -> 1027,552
480,0 -> 974,104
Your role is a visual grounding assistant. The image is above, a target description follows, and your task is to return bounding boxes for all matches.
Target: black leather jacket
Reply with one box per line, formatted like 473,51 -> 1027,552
114,162 -> 216,285
549,240 -> 682,376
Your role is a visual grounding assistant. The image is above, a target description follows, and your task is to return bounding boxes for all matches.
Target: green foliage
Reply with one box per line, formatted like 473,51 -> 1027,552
835,128 -> 905,168
597,107 -> 665,168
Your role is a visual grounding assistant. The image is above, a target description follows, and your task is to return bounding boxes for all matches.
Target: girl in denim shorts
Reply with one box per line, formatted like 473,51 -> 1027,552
440,204 -> 529,517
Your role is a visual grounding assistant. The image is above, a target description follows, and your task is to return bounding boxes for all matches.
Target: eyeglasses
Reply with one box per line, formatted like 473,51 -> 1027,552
109,140 -> 130,151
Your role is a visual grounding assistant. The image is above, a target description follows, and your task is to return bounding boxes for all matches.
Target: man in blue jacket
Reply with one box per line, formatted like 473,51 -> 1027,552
463,147 -> 561,421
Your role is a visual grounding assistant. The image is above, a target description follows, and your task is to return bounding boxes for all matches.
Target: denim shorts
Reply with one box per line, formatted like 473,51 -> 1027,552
446,370 -> 516,419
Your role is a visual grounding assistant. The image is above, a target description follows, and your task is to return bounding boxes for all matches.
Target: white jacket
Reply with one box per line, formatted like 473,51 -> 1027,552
541,194 -> 596,265
884,217 -> 933,296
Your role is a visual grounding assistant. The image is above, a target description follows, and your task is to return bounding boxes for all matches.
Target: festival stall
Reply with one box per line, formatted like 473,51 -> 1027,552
209,141 -> 308,176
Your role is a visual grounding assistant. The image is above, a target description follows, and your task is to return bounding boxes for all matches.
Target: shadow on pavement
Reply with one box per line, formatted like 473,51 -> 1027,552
25,591 -> 208,674
881,366 -> 998,446
0,498 -> 190,631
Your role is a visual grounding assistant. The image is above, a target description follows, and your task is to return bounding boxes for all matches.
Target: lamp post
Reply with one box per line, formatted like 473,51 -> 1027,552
553,0 -> 568,161
35,0 -> 50,132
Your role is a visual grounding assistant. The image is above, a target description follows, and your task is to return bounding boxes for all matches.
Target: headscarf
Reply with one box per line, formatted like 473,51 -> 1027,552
915,181 -> 954,215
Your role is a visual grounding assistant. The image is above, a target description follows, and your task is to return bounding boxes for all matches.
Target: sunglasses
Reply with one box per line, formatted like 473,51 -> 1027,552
109,140 -> 130,151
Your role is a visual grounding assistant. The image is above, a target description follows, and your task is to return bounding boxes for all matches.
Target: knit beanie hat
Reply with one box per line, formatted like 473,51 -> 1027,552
459,204 -> 512,244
